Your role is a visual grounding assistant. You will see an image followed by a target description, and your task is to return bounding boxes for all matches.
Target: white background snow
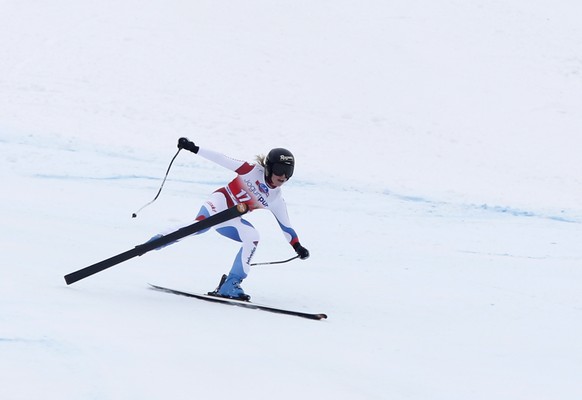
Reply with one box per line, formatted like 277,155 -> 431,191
1,1 -> 581,399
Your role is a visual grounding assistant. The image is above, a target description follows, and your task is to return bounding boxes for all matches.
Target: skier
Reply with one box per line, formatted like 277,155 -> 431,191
175,137 -> 310,300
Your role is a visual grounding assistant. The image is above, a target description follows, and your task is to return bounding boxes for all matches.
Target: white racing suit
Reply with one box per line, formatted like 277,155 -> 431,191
192,147 -> 300,279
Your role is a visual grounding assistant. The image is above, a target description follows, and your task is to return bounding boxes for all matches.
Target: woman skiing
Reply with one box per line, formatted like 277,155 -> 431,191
176,137 -> 310,300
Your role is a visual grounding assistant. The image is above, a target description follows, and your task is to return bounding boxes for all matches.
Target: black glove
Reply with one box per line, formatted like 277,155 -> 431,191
178,137 -> 199,154
293,242 -> 310,260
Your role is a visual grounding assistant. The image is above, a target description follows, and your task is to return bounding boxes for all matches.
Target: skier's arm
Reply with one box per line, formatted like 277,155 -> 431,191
271,198 -> 310,260
197,147 -> 248,172
178,137 -> 248,172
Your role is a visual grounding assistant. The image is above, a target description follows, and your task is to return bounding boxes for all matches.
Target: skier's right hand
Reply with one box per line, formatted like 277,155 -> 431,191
293,242 -> 310,260
178,137 -> 199,154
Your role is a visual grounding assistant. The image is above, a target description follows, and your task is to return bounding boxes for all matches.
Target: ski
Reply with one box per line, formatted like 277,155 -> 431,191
64,204 -> 249,285
149,284 -> 328,321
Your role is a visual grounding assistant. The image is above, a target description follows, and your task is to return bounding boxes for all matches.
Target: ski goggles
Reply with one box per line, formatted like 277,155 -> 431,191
272,162 -> 294,178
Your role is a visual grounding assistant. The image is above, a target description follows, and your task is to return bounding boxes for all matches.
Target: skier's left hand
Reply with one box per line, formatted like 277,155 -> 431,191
293,243 -> 310,260
178,137 -> 199,153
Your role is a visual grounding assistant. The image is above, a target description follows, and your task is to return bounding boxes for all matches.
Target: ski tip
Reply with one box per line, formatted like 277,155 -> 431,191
64,274 -> 75,285
317,314 -> 328,320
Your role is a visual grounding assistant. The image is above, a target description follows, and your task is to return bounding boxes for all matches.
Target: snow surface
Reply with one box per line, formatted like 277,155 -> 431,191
1,1 -> 581,399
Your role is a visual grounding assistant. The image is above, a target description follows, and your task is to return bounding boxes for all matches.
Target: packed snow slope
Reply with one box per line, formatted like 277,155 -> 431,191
1,1 -> 581,399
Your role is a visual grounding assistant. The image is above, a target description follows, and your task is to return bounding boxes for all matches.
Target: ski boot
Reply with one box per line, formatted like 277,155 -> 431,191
209,273 -> 250,301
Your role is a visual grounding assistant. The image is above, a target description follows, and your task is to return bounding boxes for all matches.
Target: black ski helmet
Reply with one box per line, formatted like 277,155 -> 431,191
265,148 -> 294,179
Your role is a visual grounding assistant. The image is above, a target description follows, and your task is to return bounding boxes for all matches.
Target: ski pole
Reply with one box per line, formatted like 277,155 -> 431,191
251,255 -> 299,266
132,148 -> 181,218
